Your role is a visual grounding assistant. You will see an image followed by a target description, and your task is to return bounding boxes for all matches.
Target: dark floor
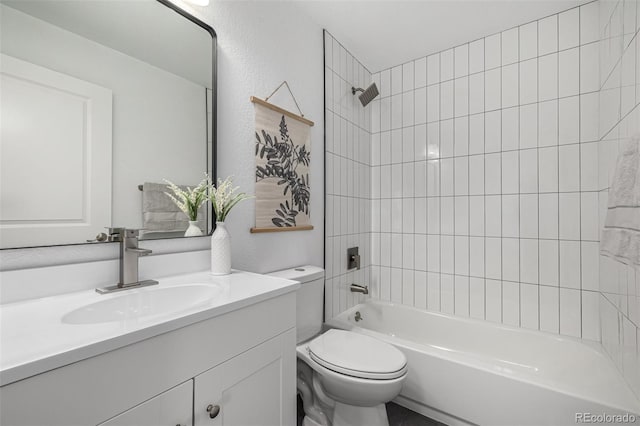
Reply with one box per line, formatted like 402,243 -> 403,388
386,402 -> 446,426
297,395 -> 446,426
297,395 -> 305,426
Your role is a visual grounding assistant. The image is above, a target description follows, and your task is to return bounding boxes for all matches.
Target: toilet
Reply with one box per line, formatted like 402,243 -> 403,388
268,266 -> 407,426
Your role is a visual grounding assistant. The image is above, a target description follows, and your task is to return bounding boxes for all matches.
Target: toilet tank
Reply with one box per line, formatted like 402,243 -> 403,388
267,265 -> 324,343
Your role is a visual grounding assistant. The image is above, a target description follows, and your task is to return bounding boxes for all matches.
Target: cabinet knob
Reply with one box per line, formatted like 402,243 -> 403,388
206,404 -> 221,419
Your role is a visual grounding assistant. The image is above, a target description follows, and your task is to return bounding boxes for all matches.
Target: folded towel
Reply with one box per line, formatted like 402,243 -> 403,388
141,182 -> 207,234
600,136 -> 640,266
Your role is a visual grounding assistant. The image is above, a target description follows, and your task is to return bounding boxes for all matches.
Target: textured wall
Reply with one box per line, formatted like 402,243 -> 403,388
598,0 -> 640,399
202,0 -> 325,274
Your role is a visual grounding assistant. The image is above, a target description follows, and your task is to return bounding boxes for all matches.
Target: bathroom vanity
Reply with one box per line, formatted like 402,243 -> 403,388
0,271 -> 298,426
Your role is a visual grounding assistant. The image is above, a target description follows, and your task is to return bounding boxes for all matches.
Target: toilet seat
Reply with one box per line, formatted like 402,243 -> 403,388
308,329 -> 407,380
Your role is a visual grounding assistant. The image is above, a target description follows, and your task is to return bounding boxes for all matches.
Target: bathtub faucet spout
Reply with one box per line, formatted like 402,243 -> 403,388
350,283 -> 369,295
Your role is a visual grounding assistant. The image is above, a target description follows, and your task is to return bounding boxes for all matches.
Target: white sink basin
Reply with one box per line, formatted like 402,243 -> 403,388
62,284 -> 221,324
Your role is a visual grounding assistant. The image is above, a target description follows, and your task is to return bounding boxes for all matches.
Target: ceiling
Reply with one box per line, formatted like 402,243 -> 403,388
294,0 -> 590,72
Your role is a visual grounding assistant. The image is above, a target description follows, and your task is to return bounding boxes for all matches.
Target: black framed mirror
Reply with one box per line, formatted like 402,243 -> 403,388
0,0 -> 217,249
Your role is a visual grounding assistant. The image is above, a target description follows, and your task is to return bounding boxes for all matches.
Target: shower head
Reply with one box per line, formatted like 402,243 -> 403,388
352,82 -> 379,107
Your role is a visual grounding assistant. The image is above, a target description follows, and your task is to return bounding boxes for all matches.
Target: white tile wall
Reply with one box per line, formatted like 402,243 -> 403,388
597,0 -> 640,399
324,31 -> 372,319
367,2 -> 601,340
325,0 -> 640,398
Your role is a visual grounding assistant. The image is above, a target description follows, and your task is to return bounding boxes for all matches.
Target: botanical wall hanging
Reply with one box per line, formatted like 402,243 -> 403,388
250,82 -> 314,233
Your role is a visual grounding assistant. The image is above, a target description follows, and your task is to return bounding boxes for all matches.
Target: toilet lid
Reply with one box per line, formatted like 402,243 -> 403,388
308,329 -> 407,380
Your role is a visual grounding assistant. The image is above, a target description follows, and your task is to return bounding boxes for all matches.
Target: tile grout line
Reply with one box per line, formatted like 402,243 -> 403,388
468,42 -> 472,318
483,36 -> 487,322
499,30 -> 504,325
579,3 -> 583,340
453,47 -> 457,315
518,25 -> 522,329
556,12 -> 561,335
400,65 -> 404,305
537,18 -> 542,333
438,52 -> 442,312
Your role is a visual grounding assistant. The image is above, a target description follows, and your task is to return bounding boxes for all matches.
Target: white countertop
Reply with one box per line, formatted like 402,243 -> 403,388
0,270 -> 299,386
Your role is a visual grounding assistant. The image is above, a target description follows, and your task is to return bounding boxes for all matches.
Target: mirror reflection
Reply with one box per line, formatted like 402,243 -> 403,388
0,0 -> 215,248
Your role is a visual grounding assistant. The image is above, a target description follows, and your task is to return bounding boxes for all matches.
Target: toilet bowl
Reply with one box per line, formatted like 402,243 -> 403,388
266,266 -> 407,426
297,329 -> 407,426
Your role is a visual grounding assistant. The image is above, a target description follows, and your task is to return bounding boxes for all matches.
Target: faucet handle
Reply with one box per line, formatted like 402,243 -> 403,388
125,229 -> 140,238
104,227 -> 141,242
347,247 -> 361,270
106,227 -> 125,241
110,228 -> 141,238
107,228 -> 145,239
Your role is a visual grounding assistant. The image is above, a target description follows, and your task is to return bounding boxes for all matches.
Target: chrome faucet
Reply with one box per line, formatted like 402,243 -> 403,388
96,228 -> 159,294
349,283 -> 369,295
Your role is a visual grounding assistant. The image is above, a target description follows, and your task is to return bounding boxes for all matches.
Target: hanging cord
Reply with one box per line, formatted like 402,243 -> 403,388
264,81 -> 305,117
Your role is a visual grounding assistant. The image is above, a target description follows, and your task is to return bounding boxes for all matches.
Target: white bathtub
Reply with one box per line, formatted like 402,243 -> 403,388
326,300 -> 640,426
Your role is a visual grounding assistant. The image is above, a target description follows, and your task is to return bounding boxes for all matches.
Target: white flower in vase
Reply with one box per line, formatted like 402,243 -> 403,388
208,176 -> 253,222
163,175 -> 208,236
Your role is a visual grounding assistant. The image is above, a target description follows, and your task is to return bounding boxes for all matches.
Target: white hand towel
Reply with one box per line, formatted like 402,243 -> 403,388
600,135 -> 640,266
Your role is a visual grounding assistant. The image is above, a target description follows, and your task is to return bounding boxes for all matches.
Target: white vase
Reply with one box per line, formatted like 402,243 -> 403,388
184,221 -> 203,237
210,221 -> 231,275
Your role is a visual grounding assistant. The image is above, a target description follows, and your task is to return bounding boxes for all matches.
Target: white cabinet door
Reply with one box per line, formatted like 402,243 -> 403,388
194,329 -> 296,426
98,380 -> 192,426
